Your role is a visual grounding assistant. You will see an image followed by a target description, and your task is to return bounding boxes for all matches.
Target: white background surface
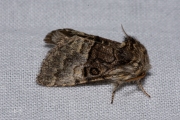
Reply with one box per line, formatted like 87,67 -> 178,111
0,0 -> 180,120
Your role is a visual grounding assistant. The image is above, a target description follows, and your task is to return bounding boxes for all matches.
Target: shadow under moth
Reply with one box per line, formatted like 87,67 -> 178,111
37,25 -> 151,104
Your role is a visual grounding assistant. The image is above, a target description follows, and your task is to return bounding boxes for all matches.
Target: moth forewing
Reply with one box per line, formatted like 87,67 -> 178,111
37,25 -> 151,104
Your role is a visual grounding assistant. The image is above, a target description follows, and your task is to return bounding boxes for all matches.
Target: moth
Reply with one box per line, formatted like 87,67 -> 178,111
37,25 -> 151,104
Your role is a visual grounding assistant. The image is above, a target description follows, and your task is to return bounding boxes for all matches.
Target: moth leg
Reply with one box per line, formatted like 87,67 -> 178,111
136,80 -> 150,97
111,81 -> 123,104
124,73 -> 150,97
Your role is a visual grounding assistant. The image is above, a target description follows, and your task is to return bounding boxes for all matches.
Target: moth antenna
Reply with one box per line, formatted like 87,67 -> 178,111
121,24 -> 129,37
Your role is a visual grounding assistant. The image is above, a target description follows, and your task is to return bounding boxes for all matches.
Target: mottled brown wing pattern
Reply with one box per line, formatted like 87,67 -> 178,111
37,26 -> 151,103
37,36 -> 95,86
44,28 -> 123,49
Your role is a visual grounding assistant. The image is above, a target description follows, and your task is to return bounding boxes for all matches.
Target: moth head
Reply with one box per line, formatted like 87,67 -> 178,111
120,25 -> 151,74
